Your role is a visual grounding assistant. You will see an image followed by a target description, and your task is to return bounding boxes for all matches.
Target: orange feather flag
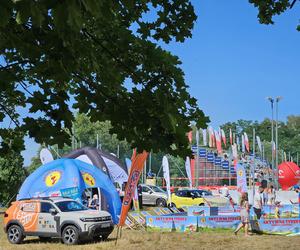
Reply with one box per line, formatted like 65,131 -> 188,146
118,151 -> 148,226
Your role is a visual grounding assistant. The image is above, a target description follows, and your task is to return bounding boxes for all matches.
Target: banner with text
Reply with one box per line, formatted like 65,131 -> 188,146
146,216 -> 198,232
251,218 -> 300,235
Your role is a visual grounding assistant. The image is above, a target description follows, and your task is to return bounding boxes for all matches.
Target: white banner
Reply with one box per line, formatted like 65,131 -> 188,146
162,156 -> 171,203
241,135 -> 245,153
185,157 -> 192,188
202,129 -> 207,146
256,136 -> 262,152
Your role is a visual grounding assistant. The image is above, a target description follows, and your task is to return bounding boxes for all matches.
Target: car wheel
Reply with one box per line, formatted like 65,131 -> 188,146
7,225 -> 24,244
101,233 -> 110,241
39,236 -> 51,242
169,202 -> 177,208
62,225 -> 79,245
199,203 -> 204,206
156,198 -> 166,207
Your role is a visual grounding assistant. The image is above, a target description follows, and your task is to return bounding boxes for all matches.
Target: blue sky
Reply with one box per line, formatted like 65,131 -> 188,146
10,1 -> 300,165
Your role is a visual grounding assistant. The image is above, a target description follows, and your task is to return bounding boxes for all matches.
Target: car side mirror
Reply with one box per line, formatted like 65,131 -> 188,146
149,190 -> 153,194
49,208 -> 57,215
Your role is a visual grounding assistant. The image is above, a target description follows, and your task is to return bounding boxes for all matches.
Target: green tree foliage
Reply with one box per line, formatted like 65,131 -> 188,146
0,0 -> 209,159
0,130 -> 27,205
249,0 -> 300,30
28,113 -> 187,179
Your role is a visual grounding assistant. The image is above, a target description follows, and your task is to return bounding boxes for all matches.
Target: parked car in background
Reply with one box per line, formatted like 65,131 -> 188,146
169,189 -> 206,208
3,197 -> 114,245
139,184 -> 168,207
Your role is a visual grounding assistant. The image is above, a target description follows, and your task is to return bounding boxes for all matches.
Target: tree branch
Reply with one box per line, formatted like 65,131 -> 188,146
0,103 -> 20,128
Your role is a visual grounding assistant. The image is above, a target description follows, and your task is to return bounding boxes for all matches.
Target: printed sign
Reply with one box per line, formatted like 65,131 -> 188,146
236,163 -> 247,193
45,170 -> 61,187
146,216 -> 198,232
251,218 -> 300,235
82,172 -> 96,187
250,205 -> 299,219
60,186 -> 81,202
198,216 -> 241,229
187,206 -> 240,217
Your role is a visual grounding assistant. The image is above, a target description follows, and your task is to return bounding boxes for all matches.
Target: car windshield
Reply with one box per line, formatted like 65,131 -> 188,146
55,200 -> 88,212
150,186 -> 165,193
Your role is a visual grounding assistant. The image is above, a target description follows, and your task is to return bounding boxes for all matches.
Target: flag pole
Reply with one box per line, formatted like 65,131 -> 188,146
196,129 -> 199,188
252,128 -> 255,201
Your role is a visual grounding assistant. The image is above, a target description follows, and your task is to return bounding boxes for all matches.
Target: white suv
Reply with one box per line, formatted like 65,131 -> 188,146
4,197 -> 114,245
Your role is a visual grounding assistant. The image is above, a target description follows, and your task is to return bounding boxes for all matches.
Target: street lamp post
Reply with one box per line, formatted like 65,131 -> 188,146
275,96 -> 282,189
267,97 -> 275,183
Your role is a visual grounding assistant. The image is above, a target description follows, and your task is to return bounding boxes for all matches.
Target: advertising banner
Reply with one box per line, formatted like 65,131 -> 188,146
118,151 -> 148,226
146,216 -> 198,232
251,218 -> 300,235
187,206 -> 211,216
236,163 -> 247,193
60,186 -> 81,202
162,156 -> 171,203
185,157 -> 192,188
250,204 -> 299,219
198,216 -> 241,229
187,206 -> 241,217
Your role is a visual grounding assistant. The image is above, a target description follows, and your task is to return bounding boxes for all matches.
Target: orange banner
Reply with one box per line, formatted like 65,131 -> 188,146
118,151 -> 148,226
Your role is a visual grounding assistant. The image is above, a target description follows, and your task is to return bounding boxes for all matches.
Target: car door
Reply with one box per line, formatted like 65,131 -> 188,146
37,202 -> 58,235
174,190 -> 189,207
142,186 -> 152,205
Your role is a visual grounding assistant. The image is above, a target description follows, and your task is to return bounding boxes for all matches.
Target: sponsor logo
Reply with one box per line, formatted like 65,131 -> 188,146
82,172 -> 96,186
45,171 -> 61,187
238,170 -> 243,177
123,170 -> 140,205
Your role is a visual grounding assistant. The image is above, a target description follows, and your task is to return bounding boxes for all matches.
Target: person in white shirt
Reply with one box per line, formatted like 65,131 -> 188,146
253,186 -> 264,219
221,185 -> 229,197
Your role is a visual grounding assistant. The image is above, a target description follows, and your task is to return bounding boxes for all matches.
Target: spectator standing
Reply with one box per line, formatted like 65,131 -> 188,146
220,184 -> 229,198
262,187 -> 268,205
253,186 -> 264,219
234,192 -> 250,237
267,185 -> 276,205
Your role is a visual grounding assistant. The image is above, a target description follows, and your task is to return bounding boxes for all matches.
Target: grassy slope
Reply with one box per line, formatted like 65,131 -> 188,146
1,216 -> 300,250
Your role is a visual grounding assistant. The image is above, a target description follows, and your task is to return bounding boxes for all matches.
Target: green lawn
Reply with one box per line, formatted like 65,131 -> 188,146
1,215 -> 300,250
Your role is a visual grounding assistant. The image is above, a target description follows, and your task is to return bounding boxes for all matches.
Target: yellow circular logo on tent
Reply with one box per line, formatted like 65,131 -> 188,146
45,171 -> 61,187
82,173 -> 95,186
149,218 -> 153,223
238,170 -> 243,177
201,217 -> 206,223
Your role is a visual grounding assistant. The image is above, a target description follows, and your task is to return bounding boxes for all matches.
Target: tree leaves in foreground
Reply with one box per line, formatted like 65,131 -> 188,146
249,0 -> 300,30
0,0 -> 209,158
0,152 -> 26,205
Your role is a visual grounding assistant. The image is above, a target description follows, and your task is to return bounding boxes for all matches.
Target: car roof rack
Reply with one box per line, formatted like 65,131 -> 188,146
18,196 -> 73,202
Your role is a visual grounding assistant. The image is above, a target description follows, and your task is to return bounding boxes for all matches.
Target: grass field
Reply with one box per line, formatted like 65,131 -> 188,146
1,216 -> 300,250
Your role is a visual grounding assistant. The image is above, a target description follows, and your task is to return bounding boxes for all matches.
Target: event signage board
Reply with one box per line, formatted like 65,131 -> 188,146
146,215 -> 300,234
60,186 -> 81,202
146,216 -> 198,232
251,218 -> 300,235
187,206 -> 240,217
250,205 -> 299,219
197,216 -> 240,229
236,163 -> 247,193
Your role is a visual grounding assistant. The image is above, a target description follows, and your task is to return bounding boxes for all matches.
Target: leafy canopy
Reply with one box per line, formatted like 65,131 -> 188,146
249,0 -> 300,30
0,0 -> 209,157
